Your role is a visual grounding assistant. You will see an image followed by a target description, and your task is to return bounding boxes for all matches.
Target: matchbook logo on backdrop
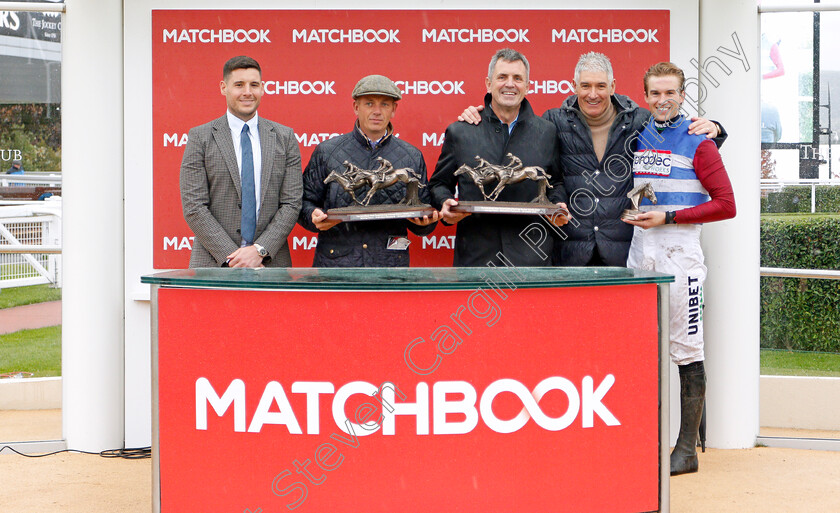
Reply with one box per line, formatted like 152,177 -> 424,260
529,80 -> 575,95
263,80 -> 337,95
421,28 -> 530,43
393,80 -> 465,95
162,28 -> 271,43
552,28 -> 659,43
292,28 -> 400,43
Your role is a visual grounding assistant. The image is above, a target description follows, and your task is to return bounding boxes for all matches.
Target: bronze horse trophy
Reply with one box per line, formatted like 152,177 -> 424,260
621,182 -> 658,220
322,158 -> 434,222
450,153 -> 567,218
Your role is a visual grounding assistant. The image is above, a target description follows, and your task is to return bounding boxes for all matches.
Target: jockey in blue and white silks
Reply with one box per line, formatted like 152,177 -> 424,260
624,63 -> 736,477
628,115 -> 709,365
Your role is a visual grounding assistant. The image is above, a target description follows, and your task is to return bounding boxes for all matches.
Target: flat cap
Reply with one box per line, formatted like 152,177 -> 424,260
352,74 -> 402,100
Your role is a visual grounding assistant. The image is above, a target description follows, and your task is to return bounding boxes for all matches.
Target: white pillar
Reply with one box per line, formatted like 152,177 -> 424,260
698,0 -> 761,448
61,0 -> 125,451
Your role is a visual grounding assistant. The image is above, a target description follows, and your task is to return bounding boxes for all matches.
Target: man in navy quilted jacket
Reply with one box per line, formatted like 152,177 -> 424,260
299,74 -> 438,267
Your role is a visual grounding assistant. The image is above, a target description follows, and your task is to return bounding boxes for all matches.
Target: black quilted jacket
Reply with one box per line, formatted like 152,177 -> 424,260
541,94 -> 648,266
429,94 -> 563,267
299,125 -> 435,267
542,94 -> 727,266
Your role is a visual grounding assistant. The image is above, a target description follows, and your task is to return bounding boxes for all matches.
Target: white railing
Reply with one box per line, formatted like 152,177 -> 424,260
760,268 -> 840,279
0,173 -> 62,188
761,179 -> 840,213
0,2 -> 66,12
760,1 -> 840,13
0,200 -> 62,289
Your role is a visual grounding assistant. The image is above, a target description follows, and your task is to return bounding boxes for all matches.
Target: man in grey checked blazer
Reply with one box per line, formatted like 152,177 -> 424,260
180,55 -> 302,268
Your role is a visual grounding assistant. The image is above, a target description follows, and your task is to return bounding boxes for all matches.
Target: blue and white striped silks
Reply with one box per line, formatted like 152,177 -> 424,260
632,116 -> 710,213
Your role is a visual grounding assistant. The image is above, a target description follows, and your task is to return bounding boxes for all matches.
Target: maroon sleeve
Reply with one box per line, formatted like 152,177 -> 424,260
674,139 -> 737,224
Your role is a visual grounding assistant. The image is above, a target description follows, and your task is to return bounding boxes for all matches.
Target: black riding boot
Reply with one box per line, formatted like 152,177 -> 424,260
671,361 -> 705,476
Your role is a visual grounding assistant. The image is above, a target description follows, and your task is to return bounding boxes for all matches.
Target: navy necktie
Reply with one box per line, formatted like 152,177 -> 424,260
240,123 -> 256,245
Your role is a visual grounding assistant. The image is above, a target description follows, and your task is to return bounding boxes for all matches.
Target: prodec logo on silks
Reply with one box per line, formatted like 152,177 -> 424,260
195,376 -> 620,435
633,149 -> 672,176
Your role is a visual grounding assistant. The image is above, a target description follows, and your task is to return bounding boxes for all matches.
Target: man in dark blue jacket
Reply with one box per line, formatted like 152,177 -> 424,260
300,74 -> 438,267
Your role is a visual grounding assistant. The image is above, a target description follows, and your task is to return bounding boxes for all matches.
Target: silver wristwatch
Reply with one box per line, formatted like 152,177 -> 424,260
253,243 -> 268,257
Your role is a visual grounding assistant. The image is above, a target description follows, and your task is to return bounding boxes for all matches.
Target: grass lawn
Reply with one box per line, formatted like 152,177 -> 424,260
0,284 -> 61,309
761,213 -> 840,220
761,348 -> 840,377
0,326 -> 61,377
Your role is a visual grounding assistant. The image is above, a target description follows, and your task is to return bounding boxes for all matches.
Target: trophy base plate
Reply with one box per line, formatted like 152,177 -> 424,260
327,204 -> 436,222
621,209 -> 643,221
452,201 -> 569,217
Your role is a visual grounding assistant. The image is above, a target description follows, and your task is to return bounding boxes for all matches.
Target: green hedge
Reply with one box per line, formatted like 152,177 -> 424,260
0,104 -> 62,172
761,186 -> 840,214
760,215 -> 840,352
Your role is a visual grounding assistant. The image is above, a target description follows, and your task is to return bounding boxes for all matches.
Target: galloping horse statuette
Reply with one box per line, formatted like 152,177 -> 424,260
454,153 -> 553,203
324,158 -> 425,207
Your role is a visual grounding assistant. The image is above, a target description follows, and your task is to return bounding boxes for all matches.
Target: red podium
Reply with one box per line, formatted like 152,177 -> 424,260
143,267 -> 673,512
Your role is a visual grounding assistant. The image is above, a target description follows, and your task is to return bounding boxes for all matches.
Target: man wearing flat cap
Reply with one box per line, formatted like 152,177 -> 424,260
299,74 -> 438,267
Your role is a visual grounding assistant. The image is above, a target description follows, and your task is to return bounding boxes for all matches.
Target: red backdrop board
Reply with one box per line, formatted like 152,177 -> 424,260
156,284 -> 660,512
152,10 -> 669,268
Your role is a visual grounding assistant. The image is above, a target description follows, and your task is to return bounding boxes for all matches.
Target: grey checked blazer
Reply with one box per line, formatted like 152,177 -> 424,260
180,115 -> 303,267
